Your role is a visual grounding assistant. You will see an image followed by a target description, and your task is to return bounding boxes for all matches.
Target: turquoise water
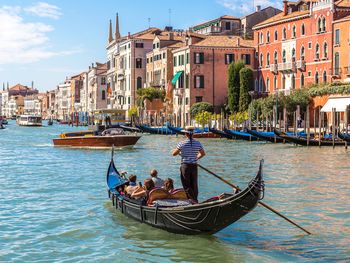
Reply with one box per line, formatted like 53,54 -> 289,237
0,121 -> 349,262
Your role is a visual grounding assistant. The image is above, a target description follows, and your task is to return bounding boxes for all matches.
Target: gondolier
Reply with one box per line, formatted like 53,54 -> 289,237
172,126 -> 206,202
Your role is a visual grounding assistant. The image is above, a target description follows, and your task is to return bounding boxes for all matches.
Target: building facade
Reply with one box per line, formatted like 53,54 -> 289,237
190,15 -> 241,35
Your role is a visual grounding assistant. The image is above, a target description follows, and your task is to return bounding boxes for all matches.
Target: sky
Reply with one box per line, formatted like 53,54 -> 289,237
0,0 -> 281,92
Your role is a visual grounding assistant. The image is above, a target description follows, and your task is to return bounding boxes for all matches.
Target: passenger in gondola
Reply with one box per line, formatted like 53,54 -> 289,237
131,178 -> 155,200
163,178 -> 174,193
150,169 -> 164,188
125,174 -> 138,196
172,126 -> 206,203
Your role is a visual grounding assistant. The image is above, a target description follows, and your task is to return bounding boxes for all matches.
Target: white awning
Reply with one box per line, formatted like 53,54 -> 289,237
320,97 -> 350,112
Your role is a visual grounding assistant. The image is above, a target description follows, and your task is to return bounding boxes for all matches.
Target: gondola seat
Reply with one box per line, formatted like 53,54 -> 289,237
152,199 -> 192,207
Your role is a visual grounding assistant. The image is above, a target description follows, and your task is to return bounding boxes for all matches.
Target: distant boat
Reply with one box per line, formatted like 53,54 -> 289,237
53,128 -> 141,148
48,119 -> 53,126
168,126 -> 219,138
247,129 -> 286,143
17,115 -> 42,127
136,124 -> 177,135
224,129 -> 259,141
337,132 -> 350,143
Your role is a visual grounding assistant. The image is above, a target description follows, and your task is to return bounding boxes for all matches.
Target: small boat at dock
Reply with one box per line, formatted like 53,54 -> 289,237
224,129 -> 259,141
168,126 -> 219,138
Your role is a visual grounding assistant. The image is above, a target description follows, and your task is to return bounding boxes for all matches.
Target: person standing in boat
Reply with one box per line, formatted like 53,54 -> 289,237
172,126 -> 206,202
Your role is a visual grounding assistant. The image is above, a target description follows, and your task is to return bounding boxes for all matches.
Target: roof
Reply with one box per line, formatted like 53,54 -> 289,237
336,0 -> 350,7
167,42 -> 186,48
154,32 -> 184,41
334,14 -> 350,23
253,10 -> 309,29
10,84 -> 30,91
191,35 -> 254,48
192,15 -> 240,31
241,6 -> 282,19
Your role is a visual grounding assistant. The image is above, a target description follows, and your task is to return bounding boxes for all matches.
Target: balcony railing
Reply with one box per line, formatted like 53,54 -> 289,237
174,88 -> 184,97
296,60 -> 306,71
269,64 -> 278,74
278,62 -> 296,72
329,68 -> 342,77
344,66 -> 350,76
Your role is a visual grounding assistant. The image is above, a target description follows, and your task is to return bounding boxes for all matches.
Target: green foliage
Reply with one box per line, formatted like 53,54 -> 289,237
128,106 -> 138,117
228,111 -> 249,124
239,67 -> 254,112
228,61 -> 245,113
136,87 -> 165,107
190,102 -> 214,117
194,111 -> 212,126
308,83 -> 350,97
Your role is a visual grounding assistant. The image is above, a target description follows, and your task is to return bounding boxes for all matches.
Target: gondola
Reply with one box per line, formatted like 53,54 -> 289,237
106,157 -> 264,235
247,129 -> 285,143
338,132 -> 350,143
224,129 -> 259,141
48,119 -> 53,126
168,126 -> 219,138
136,124 -> 177,135
209,127 -> 235,139
274,129 -> 345,146
119,124 -> 141,133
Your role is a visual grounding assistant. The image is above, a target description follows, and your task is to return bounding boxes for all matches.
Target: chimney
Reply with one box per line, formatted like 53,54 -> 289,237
256,5 -> 261,12
91,63 -> 94,68
168,32 -> 174,40
283,0 -> 288,16
128,32 -> 131,39
115,13 -> 121,40
31,81 -> 34,89
108,19 -> 113,43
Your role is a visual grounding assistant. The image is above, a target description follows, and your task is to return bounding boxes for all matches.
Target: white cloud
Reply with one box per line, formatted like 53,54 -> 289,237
25,2 -> 62,20
217,0 -> 282,15
0,5 -> 80,65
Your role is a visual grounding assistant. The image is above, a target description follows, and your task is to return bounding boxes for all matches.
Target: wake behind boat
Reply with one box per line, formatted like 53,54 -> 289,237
106,157 -> 264,235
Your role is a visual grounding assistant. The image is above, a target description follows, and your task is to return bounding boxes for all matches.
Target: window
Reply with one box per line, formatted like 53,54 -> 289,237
153,43 -> 156,49
174,56 -> 177,66
102,90 -> 106,100
194,52 -> 204,64
274,51 -> 278,64
282,50 -> 286,63
179,55 -> 185,66
259,77 -> 264,92
241,54 -> 251,65
292,74 -> 295,89
282,75 -> 286,89
101,77 -> 106,85
292,25 -> 296,38
225,54 -> 234,64
308,71 -> 312,77
147,58 -> 149,63
225,21 -> 231,30
185,74 -> 189,89
195,96 -> 203,103
185,97 -> 189,105
335,29 -> 340,45
301,23 -> 305,35
334,52 -> 340,75
322,17 -> 326,32
195,75 -> 204,88
301,73 -> 304,87
178,74 -> 184,88
260,32 -> 264,44
274,30 -> 278,41
301,46 -> 305,60
318,18 -> 322,33
107,61 -> 111,70
135,43 -> 144,48
259,53 -> 263,67
315,44 -> 320,60
136,58 -> 142,68
323,42 -> 328,58
128,96 -> 130,104
308,42 -> 312,49
157,42 -> 160,48
137,77 -> 142,89
323,71 -> 327,83
186,53 -> 189,64
282,28 -> 287,40
267,53 -> 270,66
315,71 -> 319,84
267,31 -> 270,43
163,52 -> 166,59
292,48 -> 296,61
266,77 -> 270,92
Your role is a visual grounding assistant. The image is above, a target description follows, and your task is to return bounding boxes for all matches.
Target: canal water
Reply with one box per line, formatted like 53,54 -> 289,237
0,121 -> 349,262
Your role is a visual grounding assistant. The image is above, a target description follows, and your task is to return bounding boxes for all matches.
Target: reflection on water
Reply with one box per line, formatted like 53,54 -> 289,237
0,121 -> 349,262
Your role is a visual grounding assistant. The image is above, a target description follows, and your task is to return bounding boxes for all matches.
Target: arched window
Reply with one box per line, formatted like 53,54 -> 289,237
267,31 -> 270,43
260,32 -> 264,44
292,48 -> 296,61
301,73 -> 304,87
260,53 -> 263,67
318,18 -> 322,33
267,53 -> 270,66
322,17 -> 326,32
323,42 -> 328,58
274,30 -> 278,41
274,50 -> 278,64
282,49 -> 286,63
335,52 -> 340,75
282,74 -> 286,89
274,76 -> 277,90
102,90 -> 106,100
315,44 -> 320,59
315,71 -> 319,84
282,27 -> 287,40
323,71 -> 327,83
266,77 -> 270,92
292,74 -> 295,89
292,25 -> 296,38
259,77 -> 264,92
301,46 -> 305,60
137,77 -> 142,89
301,23 -> 305,35
255,79 -> 258,91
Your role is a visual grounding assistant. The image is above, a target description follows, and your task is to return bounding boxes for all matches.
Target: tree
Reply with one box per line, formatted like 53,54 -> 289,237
190,102 -> 214,117
228,61 -> 245,113
239,67 -> 254,112
136,87 -> 165,107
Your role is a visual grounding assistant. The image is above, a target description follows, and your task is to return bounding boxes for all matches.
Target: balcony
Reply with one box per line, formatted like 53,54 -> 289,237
278,61 -> 296,72
344,66 -> 350,76
269,64 -> 278,74
296,60 -> 306,71
114,90 -> 125,97
117,68 -> 125,75
174,88 -> 184,97
329,68 -> 342,78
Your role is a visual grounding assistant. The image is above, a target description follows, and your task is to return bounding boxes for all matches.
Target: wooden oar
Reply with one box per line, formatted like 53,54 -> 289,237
197,163 -> 312,235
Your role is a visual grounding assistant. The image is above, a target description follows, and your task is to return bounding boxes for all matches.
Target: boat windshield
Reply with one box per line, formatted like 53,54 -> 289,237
28,117 -> 42,123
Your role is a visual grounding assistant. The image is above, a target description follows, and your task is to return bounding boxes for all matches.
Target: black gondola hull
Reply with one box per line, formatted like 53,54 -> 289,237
247,129 -> 285,143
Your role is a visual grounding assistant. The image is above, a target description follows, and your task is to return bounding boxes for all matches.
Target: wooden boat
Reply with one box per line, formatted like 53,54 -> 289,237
338,132 -> 350,143
53,128 -> 141,148
247,129 -> 285,143
106,158 -> 264,235
168,126 -> 219,138
224,129 -> 259,141
274,129 -> 345,146
136,124 -> 177,135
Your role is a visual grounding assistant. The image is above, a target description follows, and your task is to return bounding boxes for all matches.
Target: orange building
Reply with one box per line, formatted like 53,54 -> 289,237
333,15 -> 350,82
253,0 -> 350,95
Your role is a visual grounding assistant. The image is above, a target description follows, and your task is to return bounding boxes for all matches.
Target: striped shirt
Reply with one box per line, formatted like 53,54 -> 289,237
176,138 -> 203,164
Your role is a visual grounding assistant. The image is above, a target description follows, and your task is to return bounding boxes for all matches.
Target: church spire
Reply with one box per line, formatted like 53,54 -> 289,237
115,13 -> 121,40
108,19 -> 113,43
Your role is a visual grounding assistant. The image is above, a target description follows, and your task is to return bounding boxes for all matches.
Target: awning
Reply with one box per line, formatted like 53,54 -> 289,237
320,97 -> 350,112
171,71 -> 183,86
